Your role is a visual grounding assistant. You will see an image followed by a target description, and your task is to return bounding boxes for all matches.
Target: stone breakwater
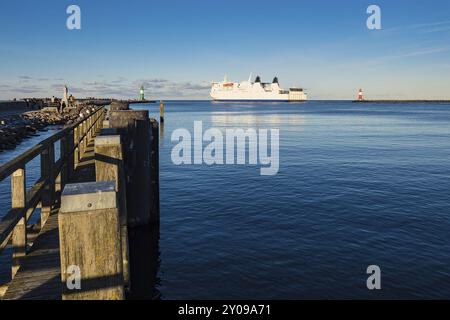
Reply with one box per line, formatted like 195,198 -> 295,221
0,105 -> 97,152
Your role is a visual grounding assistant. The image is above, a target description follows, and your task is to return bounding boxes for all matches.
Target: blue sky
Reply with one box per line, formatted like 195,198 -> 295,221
1,0 -> 450,100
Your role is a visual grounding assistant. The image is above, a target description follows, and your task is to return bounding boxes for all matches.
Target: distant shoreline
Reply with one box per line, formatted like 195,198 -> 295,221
353,100 -> 450,104
2,99 -> 450,106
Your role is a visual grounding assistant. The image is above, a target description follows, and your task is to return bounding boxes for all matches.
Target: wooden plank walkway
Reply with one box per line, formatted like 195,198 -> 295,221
2,138 -> 98,300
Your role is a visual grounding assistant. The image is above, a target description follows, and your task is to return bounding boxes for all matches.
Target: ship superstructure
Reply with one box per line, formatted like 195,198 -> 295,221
210,75 -> 307,101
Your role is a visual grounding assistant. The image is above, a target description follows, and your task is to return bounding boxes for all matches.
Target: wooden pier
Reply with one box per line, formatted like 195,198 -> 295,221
0,102 -> 160,300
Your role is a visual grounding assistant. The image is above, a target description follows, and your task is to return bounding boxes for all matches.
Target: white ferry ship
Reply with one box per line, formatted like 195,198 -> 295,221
210,75 -> 307,102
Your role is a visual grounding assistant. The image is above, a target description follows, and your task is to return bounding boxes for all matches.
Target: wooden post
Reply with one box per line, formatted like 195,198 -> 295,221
55,172 -> 62,197
56,138 -> 67,199
87,115 -> 92,141
11,167 -> 26,278
159,101 -> 165,123
41,144 -> 55,227
59,181 -> 124,300
109,110 -> 152,227
79,122 -> 84,157
159,121 -> 164,143
150,119 -> 160,224
99,110 -> 105,130
110,101 -> 129,112
60,137 -> 68,185
82,119 -> 87,155
94,135 -> 130,288
82,119 -> 88,155
66,129 -> 75,179
79,121 -> 84,157
98,109 -> 105,131
74,125 -> 80,169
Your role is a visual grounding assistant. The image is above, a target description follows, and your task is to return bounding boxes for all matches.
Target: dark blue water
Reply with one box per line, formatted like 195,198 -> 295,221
150,101 -> 450,299
2,101 -> 450,299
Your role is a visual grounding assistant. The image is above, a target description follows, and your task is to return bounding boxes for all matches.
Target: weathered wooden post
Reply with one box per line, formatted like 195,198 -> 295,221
109,109 -> 160,299
11,167 -> 26,278
159,101 -> 165,123
60,136 -> 69,185
66,129 -> 75,179
82,118 -> 87,155
110,101 -> 129,112
74,125 -> 80,169
55,138 -> 67,200
79,121 -> 85,157
59,181 -> 124,300
109,110 -> 152,227
87,114 -> 92,141
100,109 -> 107,129
82,118 -> 88,155
150,119 -> 160,224
41,143 -> 55,227
159,121 -> 164,143
94,135 -> 130,289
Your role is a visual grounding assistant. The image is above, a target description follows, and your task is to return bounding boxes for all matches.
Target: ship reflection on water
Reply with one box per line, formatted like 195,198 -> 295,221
210,112 -> 306,127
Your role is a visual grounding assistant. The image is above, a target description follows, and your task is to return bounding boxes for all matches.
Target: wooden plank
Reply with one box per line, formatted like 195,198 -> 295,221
2,212 -> 61,300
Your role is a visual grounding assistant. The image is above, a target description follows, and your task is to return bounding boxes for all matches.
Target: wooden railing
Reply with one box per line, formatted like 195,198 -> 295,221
0,106 -> 106,279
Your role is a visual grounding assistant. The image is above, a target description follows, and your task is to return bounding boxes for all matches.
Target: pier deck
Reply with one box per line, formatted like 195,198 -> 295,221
2,136 -> 98,300
0,102 -> 160,300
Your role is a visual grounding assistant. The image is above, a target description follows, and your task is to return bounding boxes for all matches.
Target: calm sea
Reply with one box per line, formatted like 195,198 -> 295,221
1,101 -> 450,299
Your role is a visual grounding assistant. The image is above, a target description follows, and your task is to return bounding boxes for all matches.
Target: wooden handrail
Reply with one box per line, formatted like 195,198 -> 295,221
0,178 -> 46,249
0,107 -> 104,181
0,106 -> 106,279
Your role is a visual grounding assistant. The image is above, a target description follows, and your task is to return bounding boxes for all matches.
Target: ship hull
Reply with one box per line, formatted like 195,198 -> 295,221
211,93 -> 307,102
212,98 -> 290,102
211,92 -> 292,101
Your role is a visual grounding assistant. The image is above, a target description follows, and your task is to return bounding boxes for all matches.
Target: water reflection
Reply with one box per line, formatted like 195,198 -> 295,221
159,122 -> 165,147
210,112 -> 305,127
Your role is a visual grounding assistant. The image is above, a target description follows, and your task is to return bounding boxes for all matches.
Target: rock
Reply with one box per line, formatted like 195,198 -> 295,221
0,103 -> 100,153
41,107 -> 59,113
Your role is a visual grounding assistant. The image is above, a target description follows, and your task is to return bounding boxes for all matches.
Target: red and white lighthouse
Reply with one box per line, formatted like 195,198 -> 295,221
357,89 -> 364,101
